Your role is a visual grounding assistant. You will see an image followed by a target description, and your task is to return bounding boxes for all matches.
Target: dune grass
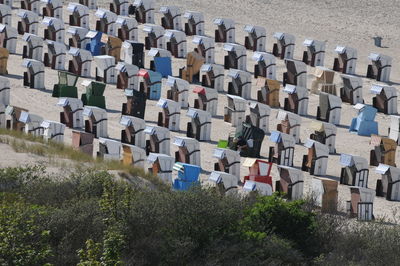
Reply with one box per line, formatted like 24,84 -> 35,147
0,128 -> 168,189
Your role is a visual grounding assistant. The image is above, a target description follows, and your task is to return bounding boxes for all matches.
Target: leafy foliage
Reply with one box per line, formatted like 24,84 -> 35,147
0,165 -> 399,265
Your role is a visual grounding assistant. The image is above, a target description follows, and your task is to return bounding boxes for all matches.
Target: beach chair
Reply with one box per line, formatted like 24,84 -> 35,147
22,33 -> 42,61
252,51 -> 276,79
137,69 -> 161,100
122,40 -> 144,68
183,11 -> 204,36
172,162 -> 201,191
67,26 -> 89,48
122,89 -> 146,119
143,24 -> 165,50
41,0 -> 62,20
85,30 -> 105,56
157,98 -> 181,131
52,71 -> 78,98
333,45 -> 357,75
102,35 -> 122,62
22,59 -> 44,89
173,136 -> 200,166
68,47 -> 92,77
83,106 -> 108,138
20,0 -> 40,14
120,115 -> 146,148
302,39 -> 325,67
213,18 -> 235,43
186,108 -> 211,141
132,0 -> 155,24
166,76 -> 189,108
160,6 -> 182,31
147,153 -> 175,183
213,148 -> 240,178
71,130 -> 94,155
179,51 -> 204,83
246,102 -> 270,134
57,98 -> 83,128
375,164 -> 400,201
370,135 -> 396,167
144,125 -> 170,155
227,69 -> 252,99
257,78 -> 280,108
310,66 -> 336,95
366,53 -> 392,82
0,4 -> 11,26
79,0 -> 96,10
94,55 -> 116,84
340,154 -> 369,187
17,10 -> 39,35
276,110 -> 301,144
312,177 -> 338,212
179,52 -> 205,83
67,3 -> 89,29
115,62 -> 138,90
244,25 -> 266,52
347,187 -> 375,221
147,48 -> 172,77
97,138 -> 121,160
164,30 -> 186,58
243,158 -> 273,186
42,17 -> 65,43
0,47 -> 7,74
121,143 -> 146,168
5,105 -> 27,131
340,74 -> 363,105
0,0 -> 11,7
223,43 -> 247,71
41,120 -> 65,142
200,64 -> 224,92
209,171 -> 239,195
193,86 -> 218,116
224,95 -> 247,127
283,84 -> 308,116
268,131 -> 295,166
316,93 -> 342,125
228,122 -> 265,158
95,9 -> 117,36
18,111 -> 43,136
349,104 -> 378,136
276,165 -> 304,200
116,16 -> 138,41
243,180 -> 273,196
371,84 -> 397,115
283,59 -> 307,87
81,80 -> 106,109
389,115 -> 400,145
0,24 -> 16,53
192,35 -> 214,64
302,139 -> 329,176
272,32 -> 295,59
44,40 -> 66,70
110,0 -> 130,16
0,76 -> 9,128
309,121 -> 336,154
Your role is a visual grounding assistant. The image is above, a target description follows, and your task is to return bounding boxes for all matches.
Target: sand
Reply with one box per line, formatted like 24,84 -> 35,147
0,0 -> 400,220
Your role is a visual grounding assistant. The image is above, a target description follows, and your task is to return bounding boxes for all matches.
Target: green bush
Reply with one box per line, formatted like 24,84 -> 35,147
0,194 -> 52,265
0,165 -> 400,265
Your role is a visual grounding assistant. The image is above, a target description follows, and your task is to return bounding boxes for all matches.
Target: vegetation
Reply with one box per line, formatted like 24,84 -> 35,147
0,165 -> 399,265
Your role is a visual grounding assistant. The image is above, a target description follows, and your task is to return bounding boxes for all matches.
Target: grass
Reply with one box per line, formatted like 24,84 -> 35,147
0,128 -> 169,190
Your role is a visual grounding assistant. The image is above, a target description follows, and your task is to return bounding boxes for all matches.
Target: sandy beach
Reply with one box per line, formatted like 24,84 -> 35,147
1,0 -> 400,220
